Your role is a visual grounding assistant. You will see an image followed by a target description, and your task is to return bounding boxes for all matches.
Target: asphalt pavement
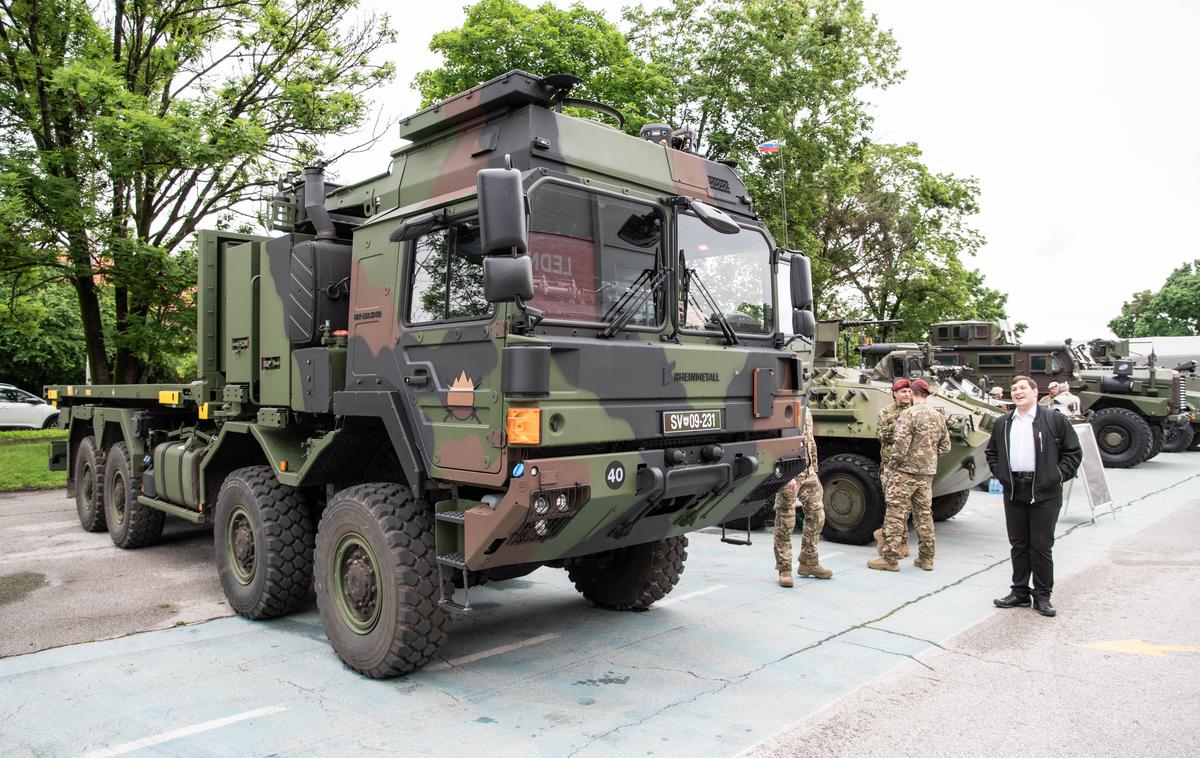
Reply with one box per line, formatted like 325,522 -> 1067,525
1,453 -> 1197,757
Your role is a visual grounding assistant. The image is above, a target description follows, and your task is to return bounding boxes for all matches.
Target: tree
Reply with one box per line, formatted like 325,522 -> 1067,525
0,0 -> 394,382
414,0 -> 670,132
1109,260 -> 1200,337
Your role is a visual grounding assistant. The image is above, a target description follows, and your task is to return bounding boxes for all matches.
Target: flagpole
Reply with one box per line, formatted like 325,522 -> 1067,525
779,146 -> 788,248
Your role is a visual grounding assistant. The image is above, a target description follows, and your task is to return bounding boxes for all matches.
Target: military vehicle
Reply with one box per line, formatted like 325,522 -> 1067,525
766,313 -> 996,545
928,321 -> 1188,468
1167,361 -> 1199,452
45,71 -> 818,678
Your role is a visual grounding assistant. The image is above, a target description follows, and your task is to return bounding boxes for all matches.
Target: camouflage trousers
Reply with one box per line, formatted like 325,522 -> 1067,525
882,471 -> 934,562
881,466 -> 910,544
774,469 -> 825,572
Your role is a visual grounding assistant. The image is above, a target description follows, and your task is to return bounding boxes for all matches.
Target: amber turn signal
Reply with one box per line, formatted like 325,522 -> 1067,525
507,408 -> 541,445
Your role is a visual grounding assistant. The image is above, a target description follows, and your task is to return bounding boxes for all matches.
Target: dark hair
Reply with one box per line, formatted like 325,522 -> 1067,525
1011,374 -> 1039,392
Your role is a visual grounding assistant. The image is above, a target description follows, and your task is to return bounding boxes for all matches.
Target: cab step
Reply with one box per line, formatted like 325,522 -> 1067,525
435,510 -> 466,524
436,552 -> 472,613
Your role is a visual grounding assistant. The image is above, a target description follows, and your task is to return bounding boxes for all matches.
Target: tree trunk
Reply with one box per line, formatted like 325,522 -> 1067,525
71,273 -> 110,386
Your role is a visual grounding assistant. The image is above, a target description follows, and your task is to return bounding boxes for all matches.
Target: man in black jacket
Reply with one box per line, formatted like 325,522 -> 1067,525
985,375 -> 1083,617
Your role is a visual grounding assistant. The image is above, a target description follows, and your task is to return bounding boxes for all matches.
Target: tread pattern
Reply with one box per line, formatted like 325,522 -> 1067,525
931,489 -> 970,522
566,536 -> 688,611
105,442 -> 165,548
315,483 -> 449,678
1089,407 -> 1152,469
217,466 -> 315,619
1163,423 -> 1194,453
74,436 -> 106,533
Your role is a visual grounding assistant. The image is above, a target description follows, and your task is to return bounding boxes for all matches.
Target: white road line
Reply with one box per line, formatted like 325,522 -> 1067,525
654,583 -> 728,608
8,520 -> 79,532
82,705 -> 288,758
425,633 -> 559,671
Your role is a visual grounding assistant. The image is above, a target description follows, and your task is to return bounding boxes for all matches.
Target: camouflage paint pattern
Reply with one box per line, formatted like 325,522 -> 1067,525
881,472 -> 934,563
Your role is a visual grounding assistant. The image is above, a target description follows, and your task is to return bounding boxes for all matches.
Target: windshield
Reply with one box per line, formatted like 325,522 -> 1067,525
525,182 -> 664,326
677,214 -> 773,334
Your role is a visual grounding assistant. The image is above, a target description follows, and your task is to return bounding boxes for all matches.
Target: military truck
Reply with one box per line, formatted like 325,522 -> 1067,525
45,71 -> 817,678
766,313 -> 996,545
928,321 -> 1188,468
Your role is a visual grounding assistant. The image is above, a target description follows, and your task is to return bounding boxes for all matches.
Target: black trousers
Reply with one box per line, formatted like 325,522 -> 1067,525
1003,479 -> 1062,600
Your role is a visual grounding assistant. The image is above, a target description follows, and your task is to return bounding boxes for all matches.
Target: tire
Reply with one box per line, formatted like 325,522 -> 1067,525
103,442 -> 165,548
1089,408 -> 1152,468
214,466 -> 315,619
818,453 -> 884,545
931,489 -> 970,522
314,483 -> 449,678
1145,425 -> 1164,461
74,436 -> 106,532
1189,424 -> 1200,451
42,414 -> 59,430
1163,423 -> 1194,453
565,536 -> 687,610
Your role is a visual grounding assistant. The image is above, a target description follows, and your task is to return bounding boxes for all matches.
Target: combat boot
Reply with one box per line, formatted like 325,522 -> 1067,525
866,557 -> 898,572
914,557 -> 933,571
797,563 -> 833,580
778,572 -> 794,588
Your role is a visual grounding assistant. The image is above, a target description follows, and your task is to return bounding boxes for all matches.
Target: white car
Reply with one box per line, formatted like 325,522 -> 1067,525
0,383 -> 59,429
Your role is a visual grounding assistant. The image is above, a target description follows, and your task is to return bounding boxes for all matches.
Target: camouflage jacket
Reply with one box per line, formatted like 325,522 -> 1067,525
890,403 -> 951,476
876,403 -> 907,465
1038,394 -> 1054,407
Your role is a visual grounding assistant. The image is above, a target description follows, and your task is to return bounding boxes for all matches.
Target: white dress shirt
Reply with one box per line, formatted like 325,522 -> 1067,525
1009,405 -> 1037,472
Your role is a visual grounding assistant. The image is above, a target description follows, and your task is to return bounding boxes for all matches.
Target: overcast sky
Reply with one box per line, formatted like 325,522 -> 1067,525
329,0 -> 1200,343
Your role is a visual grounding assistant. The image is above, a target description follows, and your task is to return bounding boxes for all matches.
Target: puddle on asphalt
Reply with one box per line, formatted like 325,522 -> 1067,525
0,571 -> 49,605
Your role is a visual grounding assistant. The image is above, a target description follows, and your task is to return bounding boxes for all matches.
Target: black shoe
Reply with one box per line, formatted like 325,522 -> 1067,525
993,592 -> 1032,608
1033,597 -> 1057,617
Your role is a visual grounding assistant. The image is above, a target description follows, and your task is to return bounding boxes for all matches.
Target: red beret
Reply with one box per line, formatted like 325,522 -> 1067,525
892,378 -> 910,391
910,378 -> 932,395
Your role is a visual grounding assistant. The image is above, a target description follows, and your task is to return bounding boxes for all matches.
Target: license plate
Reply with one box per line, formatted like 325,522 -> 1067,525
662,409 -> 723,435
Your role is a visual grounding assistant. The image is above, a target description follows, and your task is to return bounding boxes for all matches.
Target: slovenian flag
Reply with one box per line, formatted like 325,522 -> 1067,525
757,139 -> 784,153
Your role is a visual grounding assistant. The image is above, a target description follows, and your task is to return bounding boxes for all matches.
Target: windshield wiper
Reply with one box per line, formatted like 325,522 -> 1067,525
682,267 -> 739,346
599,267 -> 668,339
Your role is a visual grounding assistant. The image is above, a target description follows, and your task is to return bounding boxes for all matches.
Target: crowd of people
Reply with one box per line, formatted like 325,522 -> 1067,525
774,375 -> 1082,617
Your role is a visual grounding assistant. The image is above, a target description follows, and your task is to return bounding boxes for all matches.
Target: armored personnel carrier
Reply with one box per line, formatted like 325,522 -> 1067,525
929,321 -> 1188,468
45,71 -> 817,677
767,311 -> 996,545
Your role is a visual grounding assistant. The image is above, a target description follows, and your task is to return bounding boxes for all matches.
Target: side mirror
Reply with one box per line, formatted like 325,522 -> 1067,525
690,199 -> 740,235
792,309 -> 816,339
477,165 -> 528,254
483,256 -> 534,303
789,252 -> 813,311
388,210 -> 444,242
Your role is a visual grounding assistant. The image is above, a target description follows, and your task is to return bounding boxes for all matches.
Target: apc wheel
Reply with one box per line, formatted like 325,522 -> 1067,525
104,442 -> 165,548
1145,425 -> 1164,461
1090,408 -> 1152,468
214,466 -> 315,619
565,536 -> 687,610
1163,423 -> 1193,453
74,436 -> 106,532
932,489 -> 970,522
314,483 -> 448,678
818,453 -> 884,545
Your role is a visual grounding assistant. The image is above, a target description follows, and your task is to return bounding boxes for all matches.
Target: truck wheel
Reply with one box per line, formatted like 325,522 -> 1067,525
215,466 -> 315,619
1189,425 -> 1200,451
314,483 -> 448,678
104,442 -> 165,548
74,436 -> 106,532
565,536 -> 687,610
1089,408 -> 1152,468
1163,423 -> 1193,453
1145,425 -> 1164,460
932,489 -> 970,522
818,453 -> 884,545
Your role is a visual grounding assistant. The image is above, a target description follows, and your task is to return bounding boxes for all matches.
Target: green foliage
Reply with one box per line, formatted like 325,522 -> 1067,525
414,0 -> 671,132
0,282 -> 87,388
0,0 -> 396,382
1109,260 -> 1200,337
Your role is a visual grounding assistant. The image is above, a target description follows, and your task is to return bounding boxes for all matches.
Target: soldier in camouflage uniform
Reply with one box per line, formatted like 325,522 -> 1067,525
868,379 -> 950,572
1038,382 -> 1061,407
875,379 -> 913,559
774,405 -> 832,586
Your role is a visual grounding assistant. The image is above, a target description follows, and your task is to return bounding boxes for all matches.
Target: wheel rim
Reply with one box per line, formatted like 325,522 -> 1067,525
823,475 -> 866,528
1098,424 -> 1130,453
226,505 -> 256,585
333,533 -> 381,635
110,470 -> 126,525
80,461 -> 95,514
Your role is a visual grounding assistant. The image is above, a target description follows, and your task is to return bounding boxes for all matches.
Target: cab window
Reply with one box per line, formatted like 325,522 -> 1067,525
408,219 -> 492,324
979,353 -> 1014,368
